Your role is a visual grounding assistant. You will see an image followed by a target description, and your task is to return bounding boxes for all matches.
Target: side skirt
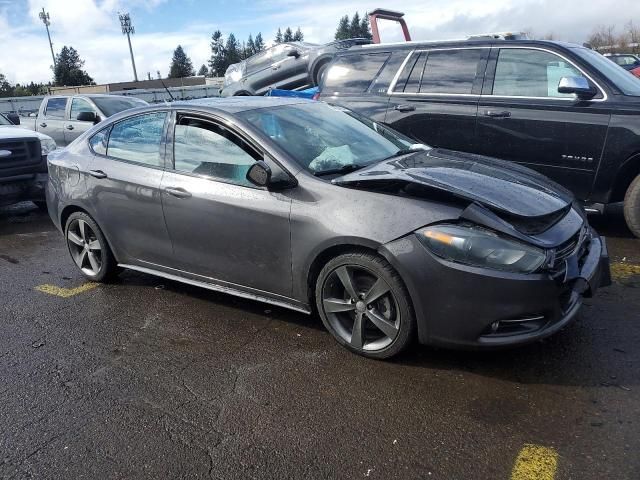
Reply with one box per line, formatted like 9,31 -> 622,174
118,263 -> 312,315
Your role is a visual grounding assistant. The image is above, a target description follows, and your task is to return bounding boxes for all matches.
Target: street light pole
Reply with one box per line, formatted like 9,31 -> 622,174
118,12 -> 138,82
39,8 -> 56,70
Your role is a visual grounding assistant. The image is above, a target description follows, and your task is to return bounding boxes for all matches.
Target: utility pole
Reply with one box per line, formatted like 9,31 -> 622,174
39,8 -> 56,70
118,12 -> 138,82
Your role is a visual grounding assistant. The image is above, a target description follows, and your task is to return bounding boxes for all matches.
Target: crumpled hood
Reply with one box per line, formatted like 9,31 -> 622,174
333,148 -> 574,218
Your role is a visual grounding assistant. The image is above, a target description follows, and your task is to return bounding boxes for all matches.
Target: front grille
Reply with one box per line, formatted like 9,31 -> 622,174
0,139 -> 41,171
551,225 -> 591,273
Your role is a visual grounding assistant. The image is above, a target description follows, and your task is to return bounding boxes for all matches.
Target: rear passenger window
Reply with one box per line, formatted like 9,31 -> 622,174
404,53 -> 427,93
394,49 -> 485,94
107,112 -> 167,167
323,53 -> 391,93
89,127 -> 110,155
492,49 -> 583,98
45,98 -> 67,118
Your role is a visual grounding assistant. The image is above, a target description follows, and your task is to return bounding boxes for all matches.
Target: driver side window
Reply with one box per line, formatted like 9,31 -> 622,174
173,116 -> 262,187
70,98 -> 96,121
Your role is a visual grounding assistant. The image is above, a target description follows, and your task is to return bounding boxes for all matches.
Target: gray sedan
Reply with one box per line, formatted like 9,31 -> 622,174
45,98 -> 609,358
220,39 -> 370,97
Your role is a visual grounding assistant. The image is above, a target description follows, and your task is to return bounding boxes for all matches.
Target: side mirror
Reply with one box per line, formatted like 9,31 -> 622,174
7,113 -> 20,125
287,49 -> 300,58
76,111 -> 99,124
558,76 -> 597,100
246,161 -> 272,187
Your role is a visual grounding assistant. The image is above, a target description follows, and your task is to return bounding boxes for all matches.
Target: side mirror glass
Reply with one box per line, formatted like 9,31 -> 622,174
246,160 -> 272,187
77,111 -> 99,123
287,49 -> 300,58
558,76 -> 597,100
7,113 -> 20,125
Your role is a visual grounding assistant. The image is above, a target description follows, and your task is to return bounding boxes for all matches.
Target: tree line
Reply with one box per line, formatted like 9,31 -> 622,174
586,21 -> 640,53
3,11 -> 373,93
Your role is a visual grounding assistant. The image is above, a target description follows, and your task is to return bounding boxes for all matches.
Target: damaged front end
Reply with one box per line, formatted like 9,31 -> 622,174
337,148 -> 611,348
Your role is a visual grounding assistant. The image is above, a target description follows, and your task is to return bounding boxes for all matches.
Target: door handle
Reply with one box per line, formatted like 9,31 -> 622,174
65,125 -> 74,130
88,169 -> 108,179
484,110 -> 512,118
40,122 -> 47,128
394,104 -> 416,113
164,186 -> 192,199
272,65 -> 281,71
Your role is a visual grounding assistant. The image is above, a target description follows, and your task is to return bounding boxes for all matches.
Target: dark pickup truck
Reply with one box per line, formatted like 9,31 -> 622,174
0,113 -> 56,209
318,39 -> 640,237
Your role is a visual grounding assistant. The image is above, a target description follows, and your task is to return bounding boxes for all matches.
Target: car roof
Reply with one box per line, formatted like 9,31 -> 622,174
172,96 -> 313,113
353,39 -> 583,52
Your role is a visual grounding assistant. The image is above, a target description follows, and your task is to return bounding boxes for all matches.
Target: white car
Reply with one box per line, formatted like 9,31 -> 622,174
0,113 -> 57,209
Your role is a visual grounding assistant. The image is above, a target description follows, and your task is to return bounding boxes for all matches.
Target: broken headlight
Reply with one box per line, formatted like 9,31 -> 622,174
416,224 -> 547,274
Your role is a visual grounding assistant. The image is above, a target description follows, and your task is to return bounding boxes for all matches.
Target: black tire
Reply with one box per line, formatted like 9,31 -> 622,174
313,63 -> 329,87
315,251 -> 416,359
33,200 -> 48,212
624,174 -> 640,238
64,212 -> 119,282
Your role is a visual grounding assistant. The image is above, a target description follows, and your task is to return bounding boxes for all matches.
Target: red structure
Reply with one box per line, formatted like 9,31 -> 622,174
368,9 -> 411,44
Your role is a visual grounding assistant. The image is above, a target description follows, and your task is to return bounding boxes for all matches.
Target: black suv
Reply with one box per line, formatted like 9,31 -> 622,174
318,39 -> 640,237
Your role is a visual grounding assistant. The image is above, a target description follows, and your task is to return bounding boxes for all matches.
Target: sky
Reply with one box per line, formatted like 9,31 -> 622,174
0,0 -> 637,85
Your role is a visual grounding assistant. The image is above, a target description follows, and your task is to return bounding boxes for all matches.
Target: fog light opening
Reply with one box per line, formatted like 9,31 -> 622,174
483,315 -> 547,337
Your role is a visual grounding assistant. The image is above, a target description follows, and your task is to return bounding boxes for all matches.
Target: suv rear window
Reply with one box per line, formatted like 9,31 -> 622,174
394,49 -> 486,94
323,53 -> 390,94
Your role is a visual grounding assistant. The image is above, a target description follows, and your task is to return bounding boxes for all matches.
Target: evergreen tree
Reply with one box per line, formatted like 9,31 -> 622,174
168,45 -> 195,78
275,28 -> 283,44
254,33 -> 265,52
197,64 -> 209,76
0,73 -> 13,97
53,46 -> 94,86
359,14 -> 373,39
208,30 -> 226,77
335,15 -> 350,40
247,34 -> 256,56
293,27 -> 304,41
283,27 -> 294,42
349,12 -> 361,38
225,33 -> 241,66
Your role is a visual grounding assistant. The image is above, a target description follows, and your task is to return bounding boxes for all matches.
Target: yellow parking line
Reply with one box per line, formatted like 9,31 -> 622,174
35,282 -> 98,298
611,262 -> 640,281
511,444 -> 558,480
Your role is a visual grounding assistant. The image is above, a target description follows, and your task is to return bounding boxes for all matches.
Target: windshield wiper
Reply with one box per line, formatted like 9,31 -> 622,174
383,148 -> 419,160
313,163 -> 367,177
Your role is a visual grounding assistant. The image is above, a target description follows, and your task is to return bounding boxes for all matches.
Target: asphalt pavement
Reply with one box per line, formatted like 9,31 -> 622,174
0,202 -> 638,480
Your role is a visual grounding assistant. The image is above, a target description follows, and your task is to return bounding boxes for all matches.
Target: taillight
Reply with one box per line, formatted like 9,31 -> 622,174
312,92 -> 320,101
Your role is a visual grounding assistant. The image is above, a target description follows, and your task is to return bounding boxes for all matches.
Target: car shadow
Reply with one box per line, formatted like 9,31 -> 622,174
0,201 -> 55,236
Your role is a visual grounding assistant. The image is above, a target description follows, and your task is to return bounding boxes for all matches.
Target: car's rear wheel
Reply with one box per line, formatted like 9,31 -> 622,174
315,252 -> 416,359
65,212 -> 118,282
624,174 -> 640,238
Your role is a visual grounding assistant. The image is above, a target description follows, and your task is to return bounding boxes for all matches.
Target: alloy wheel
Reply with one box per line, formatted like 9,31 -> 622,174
321,265 -> 400,352
66,219 -> 103,277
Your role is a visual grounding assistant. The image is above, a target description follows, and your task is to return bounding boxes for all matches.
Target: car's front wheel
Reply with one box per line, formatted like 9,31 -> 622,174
64,212 -> 119,282
315,251 -> 416,359
624,174 -> 640,238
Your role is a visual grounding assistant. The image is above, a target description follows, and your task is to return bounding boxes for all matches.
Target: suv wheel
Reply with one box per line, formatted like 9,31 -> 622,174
315,251 -> 416,359
64,212 -> 119,282
624,174 -> 640,238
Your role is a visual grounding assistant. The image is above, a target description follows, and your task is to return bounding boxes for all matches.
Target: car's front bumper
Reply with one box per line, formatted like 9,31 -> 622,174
380,228 -> 611,349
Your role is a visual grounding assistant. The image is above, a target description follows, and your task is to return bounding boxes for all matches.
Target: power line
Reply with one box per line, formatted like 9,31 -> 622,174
118,12 -> 139,82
